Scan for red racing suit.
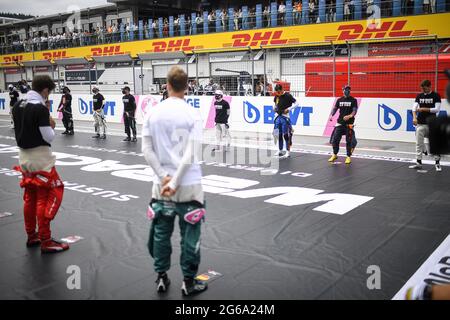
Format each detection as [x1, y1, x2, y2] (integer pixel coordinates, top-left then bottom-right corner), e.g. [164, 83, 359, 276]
[14, 166, 64, 240]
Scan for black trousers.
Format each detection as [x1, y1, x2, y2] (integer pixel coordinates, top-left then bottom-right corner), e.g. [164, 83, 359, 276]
[62, 112, 73, 132]
[330, 125, 357, 157]
[124, 112, 136, 137]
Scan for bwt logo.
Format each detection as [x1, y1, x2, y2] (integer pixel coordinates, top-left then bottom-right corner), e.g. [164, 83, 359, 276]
[231, 31, 289, 48]
[0, 98, 5, 110]
[152, 39, 194, 53]
[378, 104, 448, 131]
[243, 101, 313, 126]
[78, 99, 116, 115]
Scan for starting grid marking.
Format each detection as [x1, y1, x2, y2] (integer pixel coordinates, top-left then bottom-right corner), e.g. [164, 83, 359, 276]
[0, 130, 449, 167]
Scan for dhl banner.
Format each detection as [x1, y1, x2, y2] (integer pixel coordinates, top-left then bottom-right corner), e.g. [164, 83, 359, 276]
[1, 13, 450, 67]
[1, 92, 449, 143]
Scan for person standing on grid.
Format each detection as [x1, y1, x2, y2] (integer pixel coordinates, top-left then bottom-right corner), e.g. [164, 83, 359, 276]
[212, 90, 231, 152]
[92, 86, 106, 139]
[409, 79, 442, 172]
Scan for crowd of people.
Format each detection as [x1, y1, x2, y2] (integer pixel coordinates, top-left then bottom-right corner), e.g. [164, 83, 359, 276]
[1, 0, 440, 54]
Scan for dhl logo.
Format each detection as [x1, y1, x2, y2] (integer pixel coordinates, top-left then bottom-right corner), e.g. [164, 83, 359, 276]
[324, 20, 428, 41]
[2, 55, 23, 65]
[91, 45, 124, 56]
[227, 31, 299, 48]
[151, 39, 196, 52]
[42, 51, 71, 60]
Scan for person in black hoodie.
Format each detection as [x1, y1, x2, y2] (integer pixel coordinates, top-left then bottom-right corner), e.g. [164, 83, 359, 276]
[121, 86, 137, 142]
[57, 86, 74, 135]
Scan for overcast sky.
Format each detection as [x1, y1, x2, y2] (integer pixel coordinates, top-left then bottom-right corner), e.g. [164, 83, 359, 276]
[0, 0, 108, 16]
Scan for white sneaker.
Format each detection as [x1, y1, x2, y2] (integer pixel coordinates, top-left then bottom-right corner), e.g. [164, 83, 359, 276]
[282, 151, 290, 158]
[408, 162, 422, 170]
[435, 164, 442, 172]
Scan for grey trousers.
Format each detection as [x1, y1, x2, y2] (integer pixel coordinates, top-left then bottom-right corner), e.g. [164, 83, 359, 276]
[416, 124, 440, 161]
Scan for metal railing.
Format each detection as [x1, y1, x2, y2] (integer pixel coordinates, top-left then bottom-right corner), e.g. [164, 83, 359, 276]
[1, 0, 447, 55]
[3, 37, 449, 98]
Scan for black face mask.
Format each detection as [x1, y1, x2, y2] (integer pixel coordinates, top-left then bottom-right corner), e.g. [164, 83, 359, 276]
[122, 90, 127, 95]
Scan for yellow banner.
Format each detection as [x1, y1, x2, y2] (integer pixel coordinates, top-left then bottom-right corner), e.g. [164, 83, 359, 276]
[1, 13, 449, 67]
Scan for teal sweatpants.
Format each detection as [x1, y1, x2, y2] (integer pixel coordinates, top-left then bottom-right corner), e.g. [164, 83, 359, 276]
[147, 200, 204, 278]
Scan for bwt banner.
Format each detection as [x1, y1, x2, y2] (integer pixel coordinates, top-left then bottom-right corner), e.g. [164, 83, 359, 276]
[1, 93, 449, 143]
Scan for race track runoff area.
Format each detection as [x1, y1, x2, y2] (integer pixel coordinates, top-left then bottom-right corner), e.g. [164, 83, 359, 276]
[0, 118, 449, 300]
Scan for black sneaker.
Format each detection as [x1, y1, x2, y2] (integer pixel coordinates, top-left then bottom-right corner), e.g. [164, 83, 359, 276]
[131, 137, 137, 142]
[156, 273, 170, 293]
[61, 131, 68, 135]
[123, 137, 131, 142]
[99, 134, 106, 139]
[67, 131, 74, 135]
[92, 134, 100, 139]
[181, 278, 208, 296]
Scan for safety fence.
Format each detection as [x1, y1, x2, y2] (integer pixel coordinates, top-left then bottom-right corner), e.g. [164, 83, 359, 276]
[2, 36, 449, 99]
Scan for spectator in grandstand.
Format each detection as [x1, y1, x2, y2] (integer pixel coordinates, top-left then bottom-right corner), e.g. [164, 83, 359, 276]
[222, 9, 227, 31]
[152, 20, 158, 37]
[423, 0, 431, 13]
[344, 0, 351, 21]
[264, 5, 271, 27]
[328, 85, 358, 165]
[309, 0, 316, 23]
[404, 0, 415, 15]
[174, 17, 179, 36]
[208, 11, 214, 32]
[409, 79, 442, 172]
[144, 21, 149, 39]
[121, 86, 137, 142]
[431, 0, 436, 13]
[234, 9, 240, 30]
[187, 16, 192, 35]
[328, 1, 336, 22]
[279, 1, 286, 25]
[142, 66, 207, 296]
[294, 1, 302, 24]
[163, 18, 169, 37]
[238, 8, 243, 30]
[196, 13, 203, 34]
[366, 0, 374, 18]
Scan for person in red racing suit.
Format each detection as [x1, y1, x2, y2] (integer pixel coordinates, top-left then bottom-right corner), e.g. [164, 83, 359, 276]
[12, 75, 69, 254]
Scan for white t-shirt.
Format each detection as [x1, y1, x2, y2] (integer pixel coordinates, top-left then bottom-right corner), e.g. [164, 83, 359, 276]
[142, 97, 203, 186]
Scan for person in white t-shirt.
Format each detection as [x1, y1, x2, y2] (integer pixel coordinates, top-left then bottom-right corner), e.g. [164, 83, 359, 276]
[142, 66, 208, 297]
